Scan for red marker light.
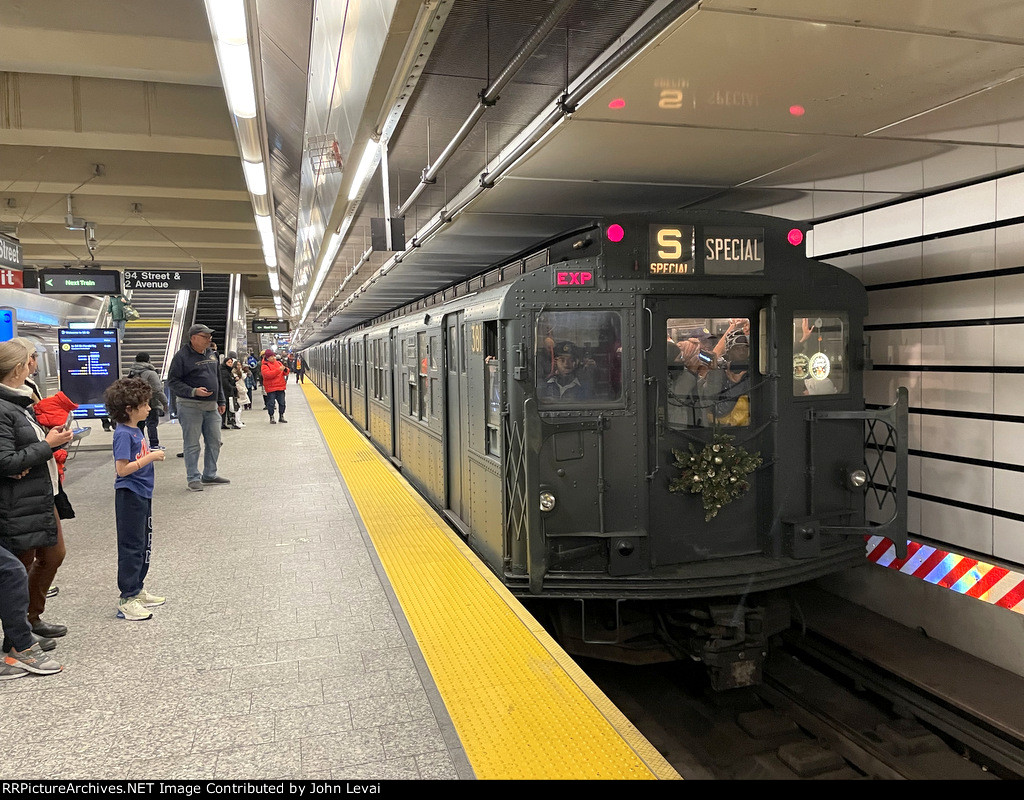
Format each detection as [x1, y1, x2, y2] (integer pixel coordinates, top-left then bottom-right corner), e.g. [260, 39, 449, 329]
[606, 224, 625, 242]
[789, 105, 805, 117]
[608, 98, 626, 110]
[787, 228, 804, 246]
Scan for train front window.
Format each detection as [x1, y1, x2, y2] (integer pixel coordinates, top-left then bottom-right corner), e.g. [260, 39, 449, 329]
[666, 317, 751, 429]
[536, 311, 622, 407]
[793, 314, 848, 396]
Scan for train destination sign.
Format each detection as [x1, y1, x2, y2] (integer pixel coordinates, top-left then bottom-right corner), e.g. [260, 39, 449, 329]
[703, 226, 764, 274]
[648, 225, 695, 275]
[38, 269, 121, 296]
[252, 318, 290, 333]
[0, 233, 21, 269]
[123, 269, 203, 291]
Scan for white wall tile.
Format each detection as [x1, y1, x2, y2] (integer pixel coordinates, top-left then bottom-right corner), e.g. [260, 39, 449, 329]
[994, 324, 1024, 366]
[993, 421, 1024, 467]
[864, 370, 920, 409]
[867, 285, 923, 326]
[861, 242, 922, 284]
[811, 214, 863, 256]
[921, 277, 994, 322]
[993, 516, 1024, 566]
[864, 200, 922, 247]
[921, 371, 993, 414]
[996, 173, 1024, 220]
[922, 145, 997, 191]
[995, 274, 1024, 316]
[924, 182, 997, 235]
[921, 459, 992, 508]
[920, 500, 993, 555]
[920, 326, 993, 368]
[994, 222, 1024, 268]
[922, 229, 995, 277]
[920, 415, 992, 461]
[869, 328, 921, 366]
[994, 468, 1024, 516]
[994, 374, 1024, 416]
[908, 494, 921, 535]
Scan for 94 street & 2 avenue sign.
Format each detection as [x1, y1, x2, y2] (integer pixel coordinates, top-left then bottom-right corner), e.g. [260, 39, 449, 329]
[123, 269, 203, 291]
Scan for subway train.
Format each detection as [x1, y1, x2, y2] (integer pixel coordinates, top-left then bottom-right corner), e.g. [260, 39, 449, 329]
[306, 210, 908, 689]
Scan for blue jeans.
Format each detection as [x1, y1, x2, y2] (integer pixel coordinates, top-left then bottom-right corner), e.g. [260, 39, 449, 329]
[177, 403, 222, 483]
[115, 489, 151, 598]
[0, 544, 33, 653]
[265, 390, 286, 418]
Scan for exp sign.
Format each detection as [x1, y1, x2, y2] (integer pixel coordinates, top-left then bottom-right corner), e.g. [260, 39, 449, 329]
[553, 269, 595, 287]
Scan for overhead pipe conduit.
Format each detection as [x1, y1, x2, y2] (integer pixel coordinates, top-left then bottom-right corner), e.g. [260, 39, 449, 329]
[396, 0, 577, 217]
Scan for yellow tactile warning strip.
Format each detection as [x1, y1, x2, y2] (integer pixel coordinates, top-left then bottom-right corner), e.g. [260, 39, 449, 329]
[303, 382, 680, 780]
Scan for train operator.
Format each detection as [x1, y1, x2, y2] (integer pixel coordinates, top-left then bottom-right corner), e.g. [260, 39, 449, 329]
[167, 324, 230, 492]
[541, 340, 591, 402]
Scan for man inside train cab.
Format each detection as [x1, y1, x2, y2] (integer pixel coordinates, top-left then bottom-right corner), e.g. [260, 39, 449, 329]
[167, 323, 229, 492]
[541, 340, 590, 402]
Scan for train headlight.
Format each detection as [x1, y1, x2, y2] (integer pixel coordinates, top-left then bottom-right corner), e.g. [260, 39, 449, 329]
[539, 491, 557, 512]
[847, 468, 868, 490]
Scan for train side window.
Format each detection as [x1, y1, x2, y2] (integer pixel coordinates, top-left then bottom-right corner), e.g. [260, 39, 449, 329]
[536, 311, 622, 407]
[484, 321, 501, 457]
[418, 332, 428, 420]
[793, 314, 847, 396]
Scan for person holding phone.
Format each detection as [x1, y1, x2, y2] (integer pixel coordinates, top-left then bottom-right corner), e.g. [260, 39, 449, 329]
[0, 339, 75, 643]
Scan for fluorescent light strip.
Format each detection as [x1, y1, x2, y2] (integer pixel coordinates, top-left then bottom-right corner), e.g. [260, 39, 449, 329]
[215, 41, 257, 119]
[348, 140, 380, 201]
[242, 160, 267, 196]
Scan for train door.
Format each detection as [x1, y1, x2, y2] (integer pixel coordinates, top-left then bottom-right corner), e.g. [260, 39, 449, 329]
[445, 313, 464, 519]
[646, 297, 768, 566]
[389, 328, 401, 462]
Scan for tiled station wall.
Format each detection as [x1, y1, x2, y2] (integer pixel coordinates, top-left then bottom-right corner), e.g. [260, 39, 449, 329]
[808, 172, 1024, 570]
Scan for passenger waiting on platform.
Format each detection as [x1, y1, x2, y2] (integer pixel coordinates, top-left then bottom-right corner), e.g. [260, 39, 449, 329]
[167, 323, 229, 492]
[261, 349, 290, 424]
[233, 362, 248, 426]
[294, 354, 306, 383]
[0, 545, 62, 679]
[104, 378, 166, 621]
[0, 339, 75, 642]
[127, 352, 166, 450]
[220, 353, 240, 430]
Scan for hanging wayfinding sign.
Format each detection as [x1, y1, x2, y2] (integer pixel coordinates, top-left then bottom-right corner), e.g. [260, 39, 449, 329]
[0, 233, 23, 269]
[123, 269, 203, 291]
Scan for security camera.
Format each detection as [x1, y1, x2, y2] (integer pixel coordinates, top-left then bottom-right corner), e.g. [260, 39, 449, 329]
[85, 221, 97, 251]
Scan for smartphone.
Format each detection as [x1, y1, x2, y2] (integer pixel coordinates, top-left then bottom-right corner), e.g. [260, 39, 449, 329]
[697, 350, 714, 366]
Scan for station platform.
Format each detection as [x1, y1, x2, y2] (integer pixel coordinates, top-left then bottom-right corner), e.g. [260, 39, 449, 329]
[0, 382, 678, 781]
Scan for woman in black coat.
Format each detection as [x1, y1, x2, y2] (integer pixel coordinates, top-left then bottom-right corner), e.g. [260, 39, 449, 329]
[0, 340, 74, 639]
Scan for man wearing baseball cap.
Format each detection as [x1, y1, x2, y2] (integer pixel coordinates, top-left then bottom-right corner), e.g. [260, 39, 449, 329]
[166, 324, 230, 492]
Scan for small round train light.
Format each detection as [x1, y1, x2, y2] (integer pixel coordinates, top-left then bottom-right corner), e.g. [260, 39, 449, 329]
[847, 468, 868, 490]
[539, 491, 557, 513]
[608, 98, 626, 110]
[787, 228, 804, 246]
[606, 224, 625, 243]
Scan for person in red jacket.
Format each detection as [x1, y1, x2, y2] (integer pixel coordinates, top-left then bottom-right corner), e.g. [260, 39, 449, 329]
[260, 350, 289, 424]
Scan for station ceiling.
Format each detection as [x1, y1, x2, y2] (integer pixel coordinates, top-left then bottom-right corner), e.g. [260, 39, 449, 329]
[2, 1, 1024, 339]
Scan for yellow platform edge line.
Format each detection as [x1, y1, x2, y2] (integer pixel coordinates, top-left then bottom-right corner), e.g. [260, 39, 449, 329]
[303, 382, 680, 781]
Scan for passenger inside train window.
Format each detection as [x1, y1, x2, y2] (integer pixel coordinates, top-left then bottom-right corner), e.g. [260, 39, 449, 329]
[699, 331, 751, 427]
[536, 311, 622, 406]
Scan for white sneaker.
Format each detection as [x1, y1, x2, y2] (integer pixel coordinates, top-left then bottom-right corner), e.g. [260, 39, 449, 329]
[135, 588, 166, 607]
[117, 597, 153, 621]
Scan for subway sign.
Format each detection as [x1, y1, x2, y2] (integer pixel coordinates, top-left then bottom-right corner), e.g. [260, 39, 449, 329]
[553, 269, 595, 287]
[0, 233, 21, 269]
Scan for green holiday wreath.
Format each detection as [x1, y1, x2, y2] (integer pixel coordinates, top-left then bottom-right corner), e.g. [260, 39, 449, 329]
[669, 432, 762, 522]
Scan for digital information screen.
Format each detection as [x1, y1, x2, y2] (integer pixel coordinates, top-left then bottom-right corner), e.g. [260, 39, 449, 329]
[39, 269, 121, 296]
[58, 328, 120, 418]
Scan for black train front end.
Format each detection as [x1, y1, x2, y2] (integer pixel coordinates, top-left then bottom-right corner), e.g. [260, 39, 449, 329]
[308, 210, 908, 690]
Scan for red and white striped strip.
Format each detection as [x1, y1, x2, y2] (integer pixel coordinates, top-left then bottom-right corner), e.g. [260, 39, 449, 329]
[866, 536, 1024, 613]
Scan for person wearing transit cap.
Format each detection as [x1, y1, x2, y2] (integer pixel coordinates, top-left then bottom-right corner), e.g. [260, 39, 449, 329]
[540, 340, 590, 402]
[166, 324, 229, 492]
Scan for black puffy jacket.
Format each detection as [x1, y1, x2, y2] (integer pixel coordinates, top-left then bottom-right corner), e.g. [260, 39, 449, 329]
[0, 384, 57, 554]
